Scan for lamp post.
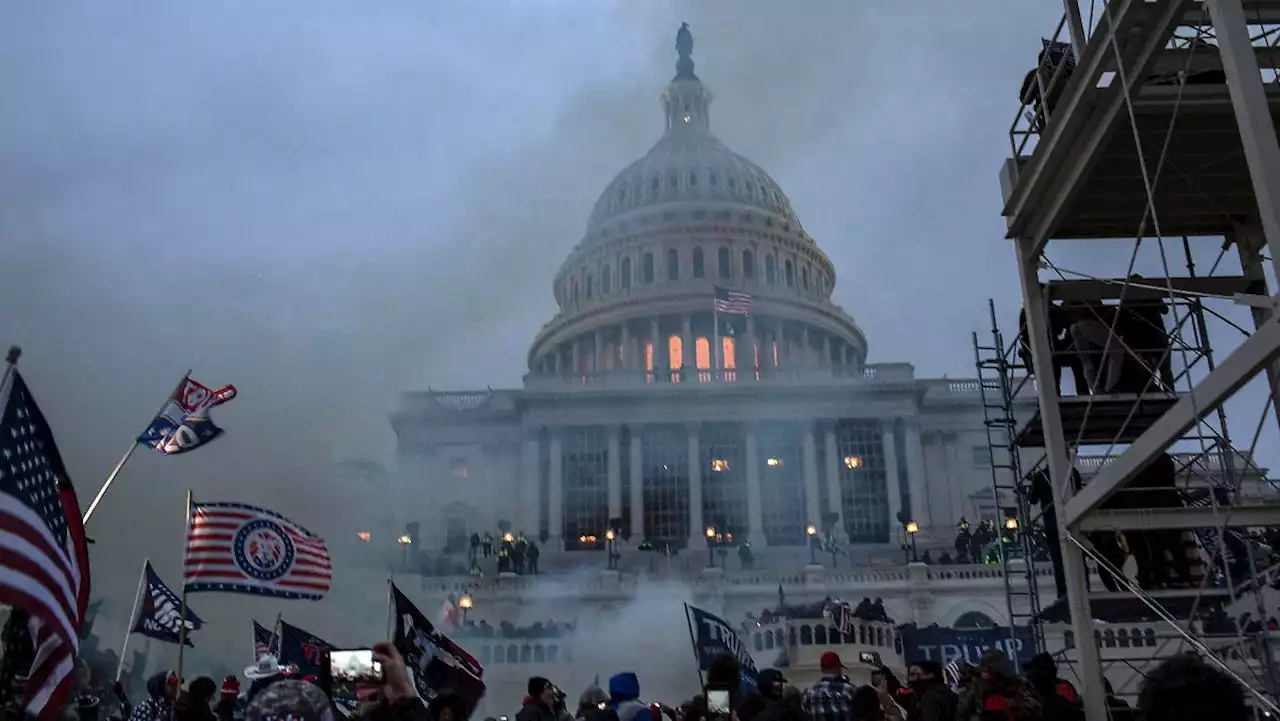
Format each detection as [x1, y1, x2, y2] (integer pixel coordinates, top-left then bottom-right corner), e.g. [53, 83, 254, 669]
[459, 594, 473, 622]
[706, 526, 717, 567]
[397, 533, 412, 573]
[806, 524, 818, 565]
[905, 521, 919, 563]
[605, 529, 619, 571]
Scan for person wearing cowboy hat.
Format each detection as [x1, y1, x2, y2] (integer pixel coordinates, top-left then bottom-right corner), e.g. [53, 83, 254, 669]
[244, 655, 286, 703]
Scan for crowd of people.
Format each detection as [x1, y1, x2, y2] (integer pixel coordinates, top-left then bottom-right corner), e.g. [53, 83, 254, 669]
[450, 620, 576, 640]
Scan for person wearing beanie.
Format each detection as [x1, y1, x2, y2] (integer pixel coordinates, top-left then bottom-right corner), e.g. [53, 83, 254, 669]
[518, 677, 561, 721]
[214, 676, 239, 721]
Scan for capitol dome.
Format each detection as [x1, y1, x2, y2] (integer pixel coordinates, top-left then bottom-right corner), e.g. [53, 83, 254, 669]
[528, 24, 866, 379]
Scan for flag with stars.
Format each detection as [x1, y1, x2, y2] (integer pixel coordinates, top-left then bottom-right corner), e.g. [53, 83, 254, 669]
[0, 369, 92, 719]
[131, 562, 202, 647]
[252, 619, 279, 661]
[137, 375, 237, 455]
[184, 501, 332, 600]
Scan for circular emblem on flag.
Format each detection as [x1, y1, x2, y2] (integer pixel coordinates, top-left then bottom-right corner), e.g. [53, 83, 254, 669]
[233, 519, 296, 582]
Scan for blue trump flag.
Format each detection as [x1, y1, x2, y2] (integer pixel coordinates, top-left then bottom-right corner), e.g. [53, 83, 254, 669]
[137, 376, 237, 455]
[898, 625, 1037, 667]
[131, 562, 202, 646]
[279, 620, 334, 676]
[686, 604, 758, 691]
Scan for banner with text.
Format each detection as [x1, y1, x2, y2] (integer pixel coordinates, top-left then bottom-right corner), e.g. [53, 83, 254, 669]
[687, 604, 758, 691]
[898, 626, 1036, 666]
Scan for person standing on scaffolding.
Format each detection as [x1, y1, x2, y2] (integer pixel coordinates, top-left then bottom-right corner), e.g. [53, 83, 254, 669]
[1018, 289, 1088, 395]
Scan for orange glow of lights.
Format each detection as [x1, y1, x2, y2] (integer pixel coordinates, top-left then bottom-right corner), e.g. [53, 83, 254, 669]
[696, 338, 710, 369]
[723, 337, 736, 369]
[844, 455, 863, 470]
[357, 532, 371, 542]
[711, 459, 730, 472]
[669, 335, 683, 369]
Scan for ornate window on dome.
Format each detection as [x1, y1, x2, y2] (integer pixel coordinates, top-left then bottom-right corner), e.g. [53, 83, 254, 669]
[689, 171, 698, 187]
[784, 260, 794, 287]
[765, 255, 776, 285]
[667, 249, 679, 281]
[601, 265, 611, 294]
[573, 282, 580, 303]
[743, 250, 756, 280]
[642, 253, 655, 283]
[651, 177, 660, 194]
[668, 172, 679, 190]
[586, 274, 594, 298]
[692, 247, 705, 278]
[745, 181, 755, 195]
[717, 247, 731, 279]
[727, 177, 737, 190]
[801, 267, 809, 291]
[621, 258, 632, 290]
[709, 172, 719, 187]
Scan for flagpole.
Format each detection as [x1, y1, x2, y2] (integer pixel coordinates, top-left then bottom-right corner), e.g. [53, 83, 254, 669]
[176, 489, 193, 683]
[270, 612, 283, 657]
[83, 369, 192, 524]
[0, 346, 19, 394]
[385, 576, 395, 640]
[683, 603, 705, 691]
[713, 301, 721, 380]
[116, 558, 150, 681]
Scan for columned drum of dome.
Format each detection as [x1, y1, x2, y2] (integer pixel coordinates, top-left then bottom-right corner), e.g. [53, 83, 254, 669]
[527, 24, 866, 384]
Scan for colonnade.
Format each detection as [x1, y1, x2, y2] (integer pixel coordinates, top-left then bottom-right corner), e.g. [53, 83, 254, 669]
[533, 313, 862, 376]
[519, 417, 928, 551]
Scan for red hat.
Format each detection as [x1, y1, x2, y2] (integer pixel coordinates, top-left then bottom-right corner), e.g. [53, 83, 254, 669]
[220, 676, 239, 699]
[819, 651, 845, 671]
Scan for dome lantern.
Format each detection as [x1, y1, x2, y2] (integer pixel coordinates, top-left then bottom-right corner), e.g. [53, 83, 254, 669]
[663, 23, 712, 135]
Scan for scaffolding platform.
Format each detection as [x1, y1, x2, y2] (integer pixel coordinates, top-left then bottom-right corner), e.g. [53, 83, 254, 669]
[1037, 587, 1231, 624]
[1014, 394, 1179, 447]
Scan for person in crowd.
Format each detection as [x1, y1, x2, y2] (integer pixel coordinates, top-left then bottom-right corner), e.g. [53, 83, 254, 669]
[905, 660, 955, 721]
[1103, 679, 1137, 721]
[427, 691, 467, 721]
[527, 541, 541, 575]
[1019, 295, 1088, 395]
[1021, 654, 1081, 721]
[1067, 300, 1125, 395]
[175, 677, 218, 721]
[1121, 453, 1191, 590]
[954, 650, 1039, 721]
[126, 672, 179, 721]
[575, 685, 612, 721]
[1139, 652, 1247, 721]
[608, 673, 653, 721]
[1117, 274, 1174, 391]
[519, 677, 564, 721]
[801, 651, 857, 721]
[368, 641, 435, 721]
[214, 676, 238, 721]
[740, 669, 799, 721]
[243, 655, 286, 702]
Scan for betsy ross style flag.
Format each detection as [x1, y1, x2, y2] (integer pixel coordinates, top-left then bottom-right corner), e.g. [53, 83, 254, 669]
[0, 370, 92, 719]
[713, 286, 752, 315]
[132, 562, 202, 646]
[138, 375, 237, 455]
[184, 502, 332, 600]
[253, 619, 280, 661]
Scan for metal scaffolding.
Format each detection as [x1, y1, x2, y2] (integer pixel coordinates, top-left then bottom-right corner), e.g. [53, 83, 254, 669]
[997, 1, 1280, 718]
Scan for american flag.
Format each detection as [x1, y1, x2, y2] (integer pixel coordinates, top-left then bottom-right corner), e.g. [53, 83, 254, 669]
[252, 619, 279, 660]
[183, 502, 331, 600]
[0, 370, 91, 718]
[944, 659, 962, 690]
[714, 286, 752, 315]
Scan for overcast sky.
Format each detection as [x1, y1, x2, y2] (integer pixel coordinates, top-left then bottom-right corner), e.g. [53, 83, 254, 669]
[4, 0, 1276, 665]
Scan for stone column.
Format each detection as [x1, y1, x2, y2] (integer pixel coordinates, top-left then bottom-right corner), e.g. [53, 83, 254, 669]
[745, 316, 757, 376]
[902, 417, 928, 537]
[801, 326, 810, 368]
[687, 422, 705, 549]
[744, 422, 766, 547]
[594, 330, 604, 373]
[607, 425, 622, 520]
[882, 419, 903, 538]
[822, 334, 832, 370]
[682, 313, 695, 378]
[629, 429, 644, 539]
[802, 423, 821, 528]
[520, 432, 541, 538]
[571, 342, 581, 375]
[650, 317, 662, 374]
[620, 323, 631, 371]
[548, 430, 564, 550]
[823, 422, 848, 543]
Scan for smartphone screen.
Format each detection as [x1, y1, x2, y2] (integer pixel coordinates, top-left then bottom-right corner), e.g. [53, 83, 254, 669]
[327, 648, 383, 701]
[706, 690, 731, 715]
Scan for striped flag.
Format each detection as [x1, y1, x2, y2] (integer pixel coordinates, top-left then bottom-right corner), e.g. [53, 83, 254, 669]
[0, 370, 91, 719]
[252, 619, 279, 660]
[944, 659, 962, 690]
[713, 286, 752, 315]
[183, 502, 331, 600]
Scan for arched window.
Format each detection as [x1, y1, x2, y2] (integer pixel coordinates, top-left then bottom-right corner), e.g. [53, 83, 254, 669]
[667, 249, 680, 281]
[693, 247, 705, 278]
[643, 253, 655, 283]
[742, 250, 756, 280]
[765, 255, 776, 284]
[621, 258, 632, 290]
[801, 267, 809, 291]
[954, 611, 997, 629]
[586, 274, 594, 298]
[784, 260, 794, 287]
[601, 265, 611, 294]
[717, 247, 731, 279]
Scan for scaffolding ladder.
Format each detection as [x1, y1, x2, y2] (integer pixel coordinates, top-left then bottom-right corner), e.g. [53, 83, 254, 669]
[973, 299, 1045, 658]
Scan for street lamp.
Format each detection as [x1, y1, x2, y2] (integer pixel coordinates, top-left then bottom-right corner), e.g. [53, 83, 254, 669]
[1004, 517, 1018, 531]
[459, 594, 473, 621]
[806, 524, 818, 564]
[605, 529, 619, 571]
[706, 526, 717, 567]
[905, 521, 919, 563]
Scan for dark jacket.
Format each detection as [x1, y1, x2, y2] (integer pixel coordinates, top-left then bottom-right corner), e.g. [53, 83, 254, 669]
[518, 701, 561, 721]
[906, 682, 955, 721]
[752, 695, 804, 721]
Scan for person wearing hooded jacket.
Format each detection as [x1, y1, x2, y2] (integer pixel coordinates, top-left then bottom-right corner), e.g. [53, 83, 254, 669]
[609, 673, 653, 721]
[127, 672, 178, 721]
[576, 685, 614, 721]
[748, 669, 803, 721]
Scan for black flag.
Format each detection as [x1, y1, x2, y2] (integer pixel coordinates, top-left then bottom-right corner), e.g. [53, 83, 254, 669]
[391, 583, 485, 715]
[132, 562, 202, 647]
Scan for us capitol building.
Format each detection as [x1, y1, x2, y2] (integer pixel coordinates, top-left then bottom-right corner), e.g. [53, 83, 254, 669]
[349, 26, 1091, 706]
